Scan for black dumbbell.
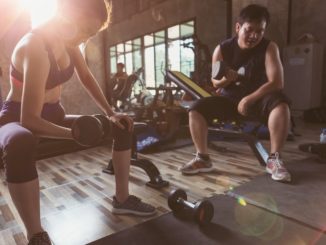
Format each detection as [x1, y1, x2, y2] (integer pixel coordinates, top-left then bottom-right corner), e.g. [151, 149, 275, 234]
[71, 115, 104, 147]
[212, 61, 248, 86]
[93, 114, 111, 138]
[168, 189, 214, 225]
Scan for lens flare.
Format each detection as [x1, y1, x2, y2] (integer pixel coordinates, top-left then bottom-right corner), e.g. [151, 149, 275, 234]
[234, 192, 284, 242]
[237, 197, 247, 206]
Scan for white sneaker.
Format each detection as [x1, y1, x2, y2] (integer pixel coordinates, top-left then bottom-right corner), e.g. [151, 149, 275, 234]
[266, 152, 291, 182]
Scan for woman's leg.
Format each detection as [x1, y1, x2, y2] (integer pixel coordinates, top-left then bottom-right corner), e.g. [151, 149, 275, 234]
[110, 123, 132, 203]
[0, 123, 42, 239]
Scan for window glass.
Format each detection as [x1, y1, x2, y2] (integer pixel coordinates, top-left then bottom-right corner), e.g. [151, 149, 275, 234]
[144, 46, 155, 87]
[144, 34, 154, 46]
[125, 40, 132, 52]
[154, 30, 165, 45]
[155, 43, 166, 86]
[180, 21, 194, 37]
[180, 37, 195, 77]
[117, 43, 124, 53]
[168, 25, 179, 39]
[168, 39, 180, 71]
[110, 56, 117, 76]
[108, 20, 195, 89]
[125, 52, 133, 74]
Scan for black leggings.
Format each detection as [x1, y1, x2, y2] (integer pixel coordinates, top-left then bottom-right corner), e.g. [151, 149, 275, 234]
[189, 91, 291, 125]
[0, 101, 132, 183]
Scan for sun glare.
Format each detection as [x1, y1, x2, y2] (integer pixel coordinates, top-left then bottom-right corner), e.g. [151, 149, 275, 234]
[20, 0, 58, 27]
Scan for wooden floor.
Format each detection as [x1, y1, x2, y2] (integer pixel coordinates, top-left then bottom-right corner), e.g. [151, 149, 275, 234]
[0, 119, 323, 245]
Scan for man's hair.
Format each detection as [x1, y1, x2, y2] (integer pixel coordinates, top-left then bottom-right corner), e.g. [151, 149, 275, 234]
[59, 0, 112, 31]
[238, 4, 270, 26]
[117, 63, 125, 68]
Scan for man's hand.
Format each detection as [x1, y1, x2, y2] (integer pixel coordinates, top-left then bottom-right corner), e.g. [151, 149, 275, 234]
[225, 69, 239, 82]
[107, 113, 133, 131]
[237, 96, 255, 116]
[212, 68, 239, 88]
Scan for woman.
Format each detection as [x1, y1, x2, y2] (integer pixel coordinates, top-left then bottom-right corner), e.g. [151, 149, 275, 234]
[0, 0, 155, 244]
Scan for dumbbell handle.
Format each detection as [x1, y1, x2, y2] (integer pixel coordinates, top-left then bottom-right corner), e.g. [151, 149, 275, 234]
[224, 68, 246, 83]
[177, 198, 196, 209]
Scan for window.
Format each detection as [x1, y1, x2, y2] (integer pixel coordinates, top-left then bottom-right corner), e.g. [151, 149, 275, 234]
[108, 20, 195, 88]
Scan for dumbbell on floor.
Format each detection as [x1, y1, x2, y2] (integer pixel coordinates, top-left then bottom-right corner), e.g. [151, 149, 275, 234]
[168, 189, 214, 225]
[71, 115, 104, 147]
[211, 60, 248, 86]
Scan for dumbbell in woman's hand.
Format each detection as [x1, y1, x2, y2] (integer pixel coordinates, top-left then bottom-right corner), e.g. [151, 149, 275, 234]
[71, 115, 104, 147]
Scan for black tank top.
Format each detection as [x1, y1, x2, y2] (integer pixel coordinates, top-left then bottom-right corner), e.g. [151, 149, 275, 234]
[219, 36, 270, 102]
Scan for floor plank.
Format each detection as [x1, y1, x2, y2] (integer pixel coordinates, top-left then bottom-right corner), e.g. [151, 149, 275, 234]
[0, 119, 323, 244]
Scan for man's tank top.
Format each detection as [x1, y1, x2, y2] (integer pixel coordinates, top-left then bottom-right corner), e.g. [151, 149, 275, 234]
[219, 36, 270, 102]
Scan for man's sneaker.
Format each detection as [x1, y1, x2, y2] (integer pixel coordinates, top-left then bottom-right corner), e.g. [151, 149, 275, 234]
[28, 231, 52, 245]
[266, 153, 291, 182]
[112, 195, 156, 216]
[179, 153, 213, 175]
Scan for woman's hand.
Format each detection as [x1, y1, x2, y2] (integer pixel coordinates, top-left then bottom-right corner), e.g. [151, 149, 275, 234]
[107, 113, 133, 131]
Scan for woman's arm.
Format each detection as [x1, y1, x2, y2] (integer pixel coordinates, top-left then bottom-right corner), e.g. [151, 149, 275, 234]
[70, 47, 114, 117]
[70, 47, 133, 130]
[20, 37, 72, 139]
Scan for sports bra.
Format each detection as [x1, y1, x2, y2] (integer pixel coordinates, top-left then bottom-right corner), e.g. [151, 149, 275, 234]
[10, 31, 75, 90]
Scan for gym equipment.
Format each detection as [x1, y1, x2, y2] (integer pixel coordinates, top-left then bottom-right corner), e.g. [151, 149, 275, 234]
[168, 189, 214, 225]
[71, 116, 104, 147]
[299, 143, 326, 161]
[103, 122, 169, 189]
[181, 34, 212, 87]
[211, 61, 248, 86]
[93, 114, 111, 138]
[166, 70, 269, 166]
[112, 68, 144, 112]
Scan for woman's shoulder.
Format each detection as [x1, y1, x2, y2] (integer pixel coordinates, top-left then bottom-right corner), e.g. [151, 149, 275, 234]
[13, 33, 48, 59]
[11, 32, 50, 71]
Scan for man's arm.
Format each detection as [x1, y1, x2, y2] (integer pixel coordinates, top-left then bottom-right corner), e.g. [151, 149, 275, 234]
[247, 41, 283, 101]
[237, 41, 284, 115]
[211, 45, 239, 88]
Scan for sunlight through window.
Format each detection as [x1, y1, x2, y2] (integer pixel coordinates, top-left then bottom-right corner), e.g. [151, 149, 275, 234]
[20, 0, 58, 27]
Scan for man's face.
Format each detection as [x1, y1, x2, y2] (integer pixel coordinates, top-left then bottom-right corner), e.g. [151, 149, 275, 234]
[117, 65, 124, 73]
[236, 20, 267, 49]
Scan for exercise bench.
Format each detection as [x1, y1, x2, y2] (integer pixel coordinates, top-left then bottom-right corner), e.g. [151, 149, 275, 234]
[166, 70, 269, 166]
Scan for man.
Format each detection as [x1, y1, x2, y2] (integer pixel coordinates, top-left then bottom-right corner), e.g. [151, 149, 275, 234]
[180, 4, 291, 182]
[111, 63, 129, 109]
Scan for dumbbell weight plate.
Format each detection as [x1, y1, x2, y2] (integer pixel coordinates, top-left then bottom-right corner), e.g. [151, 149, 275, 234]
[72, 116, 103, 147]
[211, 61, 225, 80]
[168, 189, 187, 213]
[93, 114, 111, 138]
[194, 200, 214, 225]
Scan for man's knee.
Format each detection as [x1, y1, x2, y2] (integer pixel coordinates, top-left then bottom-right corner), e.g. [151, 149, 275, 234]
[272, 102, 290, 116]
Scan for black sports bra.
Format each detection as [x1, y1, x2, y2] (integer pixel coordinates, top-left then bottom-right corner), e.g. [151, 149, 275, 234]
[10, 31, 75, 89]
